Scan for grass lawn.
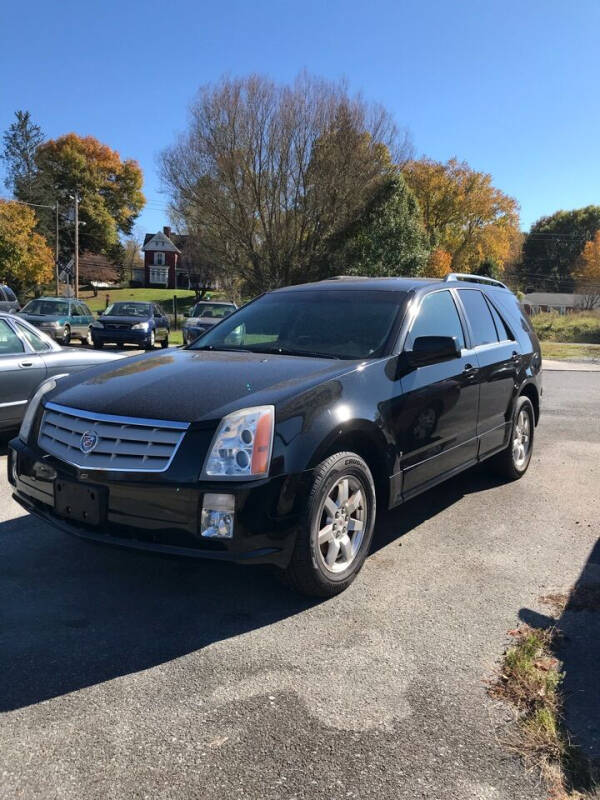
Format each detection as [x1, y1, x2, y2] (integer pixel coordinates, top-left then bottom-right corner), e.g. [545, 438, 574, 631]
[80, 287, 198, 315]
[541, 341, 600, 361]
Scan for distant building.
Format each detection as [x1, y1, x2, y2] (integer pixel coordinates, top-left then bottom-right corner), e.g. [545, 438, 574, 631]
[141, 226, 189, 289]
[522, 292, 593, 315]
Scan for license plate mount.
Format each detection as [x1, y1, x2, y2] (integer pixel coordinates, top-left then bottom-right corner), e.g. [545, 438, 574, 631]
[54, 480, 105, 526]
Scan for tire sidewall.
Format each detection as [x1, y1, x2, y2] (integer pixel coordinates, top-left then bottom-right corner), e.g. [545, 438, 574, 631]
[511, 396, 535, 475]
[62, 325, 71, 345]
[307, 454, 376, 586]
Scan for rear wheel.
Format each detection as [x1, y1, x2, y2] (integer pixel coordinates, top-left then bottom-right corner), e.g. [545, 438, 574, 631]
[160, 335, 169, 349]
[283, 451, 376, 597]
[60, 325, 71, 346]
[490, 395, 535, 480]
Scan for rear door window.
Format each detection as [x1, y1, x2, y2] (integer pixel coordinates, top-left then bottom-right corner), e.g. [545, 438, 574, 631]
[15, 321, 51, 352]
[485, 297, 514, 341]
[458, 289, 499, 347]
[0, 319, 25, 354]
[406, 290, 465, 350]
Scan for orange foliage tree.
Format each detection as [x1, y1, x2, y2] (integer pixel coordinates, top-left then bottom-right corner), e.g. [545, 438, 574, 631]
[31, 133, 145, 263]
[574, 231, 600, 308]
[403, 157, 520, 273]
[0, 200, 54, 290]
[427, 247, 452, 277]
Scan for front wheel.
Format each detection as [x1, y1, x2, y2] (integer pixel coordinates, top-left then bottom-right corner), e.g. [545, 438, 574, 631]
[145, 330, 156, 350]
[160, 335, 169, 349]
[85, 327, 93, 346]
[283, 451, 376, 597]
[60, 325, 71, 346]
[490, 395, 535, 480]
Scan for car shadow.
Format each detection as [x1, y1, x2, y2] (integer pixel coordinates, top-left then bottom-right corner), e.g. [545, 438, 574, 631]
[519, 538, 600, 788]
[0, 432, 14, 456]
[372, 462, 507, 553]
[0, 462, 506, 713]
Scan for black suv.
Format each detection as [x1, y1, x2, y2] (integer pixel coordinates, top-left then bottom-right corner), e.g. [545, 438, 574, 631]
[9, 275, 542, 597]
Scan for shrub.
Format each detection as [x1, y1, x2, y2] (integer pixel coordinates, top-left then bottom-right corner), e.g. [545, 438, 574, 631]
[531, 311, 600, 343]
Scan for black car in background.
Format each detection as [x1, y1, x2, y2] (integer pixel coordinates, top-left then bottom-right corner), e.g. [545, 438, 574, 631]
[182, 301, 237, 344]
[90, 301, 170, 349]
[9, 274, 542, 597]
[0, 284, 20, 313]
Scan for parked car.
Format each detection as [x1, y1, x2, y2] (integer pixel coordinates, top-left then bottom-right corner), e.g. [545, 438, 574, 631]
[9, 274, 542, 597]
[0, 284, 20, 313]
[91, 301, 170, 349]
[182, 301, 237, 344]
[18, 297, 95, 345]
[0, 312, 123, 432]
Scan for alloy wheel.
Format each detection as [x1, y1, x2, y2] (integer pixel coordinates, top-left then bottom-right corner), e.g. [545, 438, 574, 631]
[316, 476, 366, 574]
[512, 408, 531, 469]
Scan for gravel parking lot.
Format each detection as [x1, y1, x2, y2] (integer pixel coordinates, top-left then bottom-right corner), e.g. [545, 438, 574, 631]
[1, 370, 598, 800]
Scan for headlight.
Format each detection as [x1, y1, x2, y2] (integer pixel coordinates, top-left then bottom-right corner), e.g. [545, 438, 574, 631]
[131, 321, 149, 331]
[91, 321, 104, 329]
[203, 405, 274, 478]
[19, 374, 68, 443]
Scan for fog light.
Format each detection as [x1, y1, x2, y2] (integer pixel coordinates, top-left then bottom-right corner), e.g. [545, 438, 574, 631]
[200, 493, 235, 538]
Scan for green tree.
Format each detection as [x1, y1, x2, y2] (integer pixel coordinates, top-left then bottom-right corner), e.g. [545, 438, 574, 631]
[1, 111, 44, 201]
[520, 206, 600, 291]
[474, 258, 501, 280]
[328, 175, 429, 277]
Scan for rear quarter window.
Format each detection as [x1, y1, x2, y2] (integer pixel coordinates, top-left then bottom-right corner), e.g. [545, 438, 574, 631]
[458, 289, 499, 347]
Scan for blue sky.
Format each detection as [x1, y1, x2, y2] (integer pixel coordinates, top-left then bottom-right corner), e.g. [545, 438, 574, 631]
[1, 0, 598, 236]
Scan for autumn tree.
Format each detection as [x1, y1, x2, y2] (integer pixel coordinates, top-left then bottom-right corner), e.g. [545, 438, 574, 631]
[573, 230, 600, 309]
[0, 200, 54, 291]
[329, 175, 429, 276]
[403, 157, 520, 273]
[520, 206, 600, 291]
[25, 134, 145, 265]
[1, 111, 44, 201]
[427, 248, 452, 277]
[160, 73, 413, 292]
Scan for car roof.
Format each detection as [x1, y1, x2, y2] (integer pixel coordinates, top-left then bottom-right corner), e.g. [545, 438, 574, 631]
[270, 275, 511, 295]
[29, 296, 72, 302]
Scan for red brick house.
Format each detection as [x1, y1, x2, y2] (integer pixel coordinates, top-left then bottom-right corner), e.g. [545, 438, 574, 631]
[141, 227, 188, 289]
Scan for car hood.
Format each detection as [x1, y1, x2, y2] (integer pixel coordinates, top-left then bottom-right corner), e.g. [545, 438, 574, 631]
[19, 313, 65, 323]
[98, 315, 150, 325]
[49, 348, 357, 423]
[184, 316, 219, 327]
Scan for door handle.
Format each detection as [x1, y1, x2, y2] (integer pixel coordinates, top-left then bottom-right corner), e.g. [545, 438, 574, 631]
[511, 351, 521, 362]
[19, 360, 34, 368]
[463, 363, 479, 378]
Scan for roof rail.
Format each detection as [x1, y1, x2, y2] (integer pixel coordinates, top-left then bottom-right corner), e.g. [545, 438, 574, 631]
[443, 272, 508, 290]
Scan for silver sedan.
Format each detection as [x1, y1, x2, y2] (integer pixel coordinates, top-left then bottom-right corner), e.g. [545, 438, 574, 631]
[0, 312, 124, 433]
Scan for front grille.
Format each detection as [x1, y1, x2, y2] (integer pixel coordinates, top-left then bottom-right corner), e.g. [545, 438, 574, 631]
[104, 323, 131, 330]
[39, 402, 189, 472]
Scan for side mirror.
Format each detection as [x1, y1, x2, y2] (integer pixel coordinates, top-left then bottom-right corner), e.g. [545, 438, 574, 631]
[406, 336, 460, 368]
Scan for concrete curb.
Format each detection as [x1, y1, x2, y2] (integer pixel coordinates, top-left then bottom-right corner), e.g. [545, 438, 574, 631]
[542, 359, 600, 372]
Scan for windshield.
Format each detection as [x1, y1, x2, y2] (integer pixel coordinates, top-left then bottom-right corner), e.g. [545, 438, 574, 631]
[190, 302, 236, 319]
[104, 302, 152, 317]
[190, 289, 407, 360]
[23, 299, 70, 316]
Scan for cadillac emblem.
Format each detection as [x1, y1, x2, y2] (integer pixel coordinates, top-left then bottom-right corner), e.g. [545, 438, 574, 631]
[80, 430, 99, 454]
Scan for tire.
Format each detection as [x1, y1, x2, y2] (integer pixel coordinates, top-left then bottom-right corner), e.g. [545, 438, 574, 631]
[160, 335, 169, 349]
[145, 330, 156, 350]
[282, 451, 376, 598]
[60, 325, 71, 346]
[490, 395, 535, 480]
[93, 339, 104, 349]
[85, 327, 93, 346]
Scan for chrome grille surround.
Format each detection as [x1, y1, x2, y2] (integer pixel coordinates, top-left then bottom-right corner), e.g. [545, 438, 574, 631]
[38, 402, 189, 472]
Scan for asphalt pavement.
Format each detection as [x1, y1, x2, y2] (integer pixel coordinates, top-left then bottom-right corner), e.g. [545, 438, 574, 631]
[1, 371, 598, 799]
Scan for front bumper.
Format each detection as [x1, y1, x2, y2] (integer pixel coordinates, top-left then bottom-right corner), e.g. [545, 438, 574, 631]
[8, 438, 311, 567]
[91, 328, 150, 345]
[37, 325, 62, 340]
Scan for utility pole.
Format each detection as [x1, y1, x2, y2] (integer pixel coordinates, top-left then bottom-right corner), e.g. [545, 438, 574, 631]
[74, 193, 79, 299]
[55, 201, 60, 296]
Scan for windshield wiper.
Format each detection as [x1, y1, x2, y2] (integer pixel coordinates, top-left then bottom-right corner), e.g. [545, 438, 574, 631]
[246, 346, 339, 360]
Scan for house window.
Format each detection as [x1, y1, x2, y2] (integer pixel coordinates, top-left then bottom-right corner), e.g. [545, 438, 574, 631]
[149, 267, 168, 285]
[154, 251, 165, 266]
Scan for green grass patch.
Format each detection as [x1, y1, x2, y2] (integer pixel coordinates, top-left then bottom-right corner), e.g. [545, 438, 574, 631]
[532, 312, 600, 344]
[80, 287, 198, 314]
[490, 625, 598, 798]
[541, 342, 600, 361]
